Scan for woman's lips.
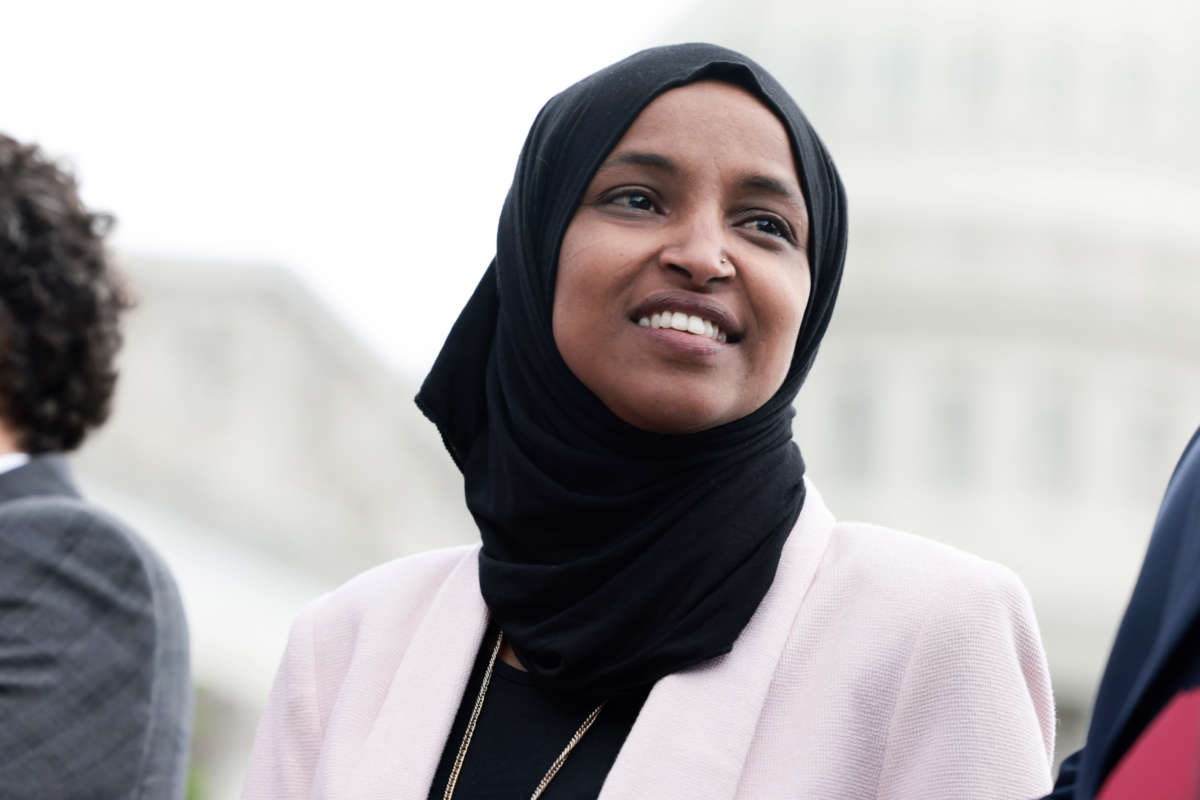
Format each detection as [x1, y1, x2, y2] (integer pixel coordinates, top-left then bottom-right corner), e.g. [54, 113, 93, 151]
[629, 290, 741, 343]
[636, 323, 727, 357]
[637, 310, 727, 342]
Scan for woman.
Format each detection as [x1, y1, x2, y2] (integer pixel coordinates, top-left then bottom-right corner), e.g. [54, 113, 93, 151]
[243, 44, 1055, 799]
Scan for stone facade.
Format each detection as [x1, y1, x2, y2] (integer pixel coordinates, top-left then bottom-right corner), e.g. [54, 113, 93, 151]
[74, 256, 475, 799]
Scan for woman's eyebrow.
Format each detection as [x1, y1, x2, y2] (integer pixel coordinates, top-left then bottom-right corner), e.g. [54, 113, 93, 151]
[596, 151, 677, 174]
[740, 174, 806, 213]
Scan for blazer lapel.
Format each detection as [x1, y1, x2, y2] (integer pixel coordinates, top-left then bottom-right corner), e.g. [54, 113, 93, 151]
[340, 547, 488, 800]
[599, 481, 836, 800]
[1088, 451, 1200, 794]
[1098, 532, 1200, 785]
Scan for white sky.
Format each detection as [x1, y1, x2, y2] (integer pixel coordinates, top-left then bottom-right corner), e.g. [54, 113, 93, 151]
[1, 0, 696, 379]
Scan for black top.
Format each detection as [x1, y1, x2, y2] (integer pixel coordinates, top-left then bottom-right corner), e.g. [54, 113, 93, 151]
[428, 629, 647, 800]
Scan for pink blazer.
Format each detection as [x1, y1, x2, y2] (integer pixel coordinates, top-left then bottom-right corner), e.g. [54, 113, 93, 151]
[243, 483, 1055, 799]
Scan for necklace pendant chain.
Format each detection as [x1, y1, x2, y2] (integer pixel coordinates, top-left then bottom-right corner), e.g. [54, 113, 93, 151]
[442, 630, 606, 800]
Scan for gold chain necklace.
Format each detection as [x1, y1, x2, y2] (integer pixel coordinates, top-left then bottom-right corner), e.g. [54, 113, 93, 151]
[442, 630, 606, 800]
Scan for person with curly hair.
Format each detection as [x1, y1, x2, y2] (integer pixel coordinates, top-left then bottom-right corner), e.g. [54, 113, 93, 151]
[0, 132, 192, 800]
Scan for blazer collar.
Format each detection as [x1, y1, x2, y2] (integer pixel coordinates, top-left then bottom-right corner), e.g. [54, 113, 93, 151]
[342, 548, 489, 800]
[343, 480, 836, 800]
[599, 480, 836, 800]
[0, 452, 79, 505]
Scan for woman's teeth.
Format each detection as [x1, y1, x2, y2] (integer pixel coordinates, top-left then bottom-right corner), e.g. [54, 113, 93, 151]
[637, 311, 727, 343]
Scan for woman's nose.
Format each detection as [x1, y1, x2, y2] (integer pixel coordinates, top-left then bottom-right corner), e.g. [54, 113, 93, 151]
[658, 215, 735, 285]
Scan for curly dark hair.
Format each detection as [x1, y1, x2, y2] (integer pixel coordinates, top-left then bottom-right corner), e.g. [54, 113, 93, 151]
[0, 133, 133, 453]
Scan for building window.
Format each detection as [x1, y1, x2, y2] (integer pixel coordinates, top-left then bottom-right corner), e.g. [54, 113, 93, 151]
[954, 34, 999, 108]
[930, 373, 975, 487]
[879, 34, 920, 106]
[830, 372, 877, 485]
[1029, 379, 1077, 492]
[1031, 43, 1075, 107]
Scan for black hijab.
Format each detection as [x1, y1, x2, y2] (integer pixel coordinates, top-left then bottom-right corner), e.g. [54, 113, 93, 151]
[417, 43, 847, 697]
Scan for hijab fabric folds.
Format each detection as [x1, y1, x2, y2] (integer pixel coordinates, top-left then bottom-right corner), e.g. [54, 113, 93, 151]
[417, 43, 848, 697]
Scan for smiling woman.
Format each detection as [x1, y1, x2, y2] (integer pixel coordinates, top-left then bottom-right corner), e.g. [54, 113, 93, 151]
[554, 81, 811, 434]
[243, 44, 1056, 800]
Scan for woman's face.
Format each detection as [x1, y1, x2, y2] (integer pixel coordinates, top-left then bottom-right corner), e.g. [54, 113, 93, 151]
[552, 80, 812, 434]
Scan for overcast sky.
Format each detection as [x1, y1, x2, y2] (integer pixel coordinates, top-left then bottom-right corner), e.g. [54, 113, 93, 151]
[1, 0, 696, 378]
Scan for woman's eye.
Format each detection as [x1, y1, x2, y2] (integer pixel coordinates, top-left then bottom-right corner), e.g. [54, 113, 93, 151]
[608, 191, 657, 212]
[744, 216, 793, 242]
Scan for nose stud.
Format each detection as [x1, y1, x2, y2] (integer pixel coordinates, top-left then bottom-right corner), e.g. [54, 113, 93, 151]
[720, 255, 728, 264]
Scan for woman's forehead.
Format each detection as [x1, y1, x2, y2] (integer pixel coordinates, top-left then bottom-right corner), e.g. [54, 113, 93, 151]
[617, 81, 788, 146]
[592, 81, 804, 207]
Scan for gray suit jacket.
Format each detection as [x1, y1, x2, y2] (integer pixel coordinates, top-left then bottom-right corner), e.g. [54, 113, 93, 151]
[0, 455, 192, 799]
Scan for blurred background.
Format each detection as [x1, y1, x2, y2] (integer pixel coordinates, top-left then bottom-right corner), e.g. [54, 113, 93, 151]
[3, 0, 1199, 796]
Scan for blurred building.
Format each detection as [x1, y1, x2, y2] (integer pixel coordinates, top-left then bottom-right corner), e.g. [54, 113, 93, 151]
[72, 256, 475, 800]
[678, 0, 1200, 762]
[59, 4, 1200, 793]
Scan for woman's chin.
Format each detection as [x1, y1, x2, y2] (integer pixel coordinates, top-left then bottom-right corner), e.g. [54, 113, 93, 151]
[604, 393, 741, 435]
